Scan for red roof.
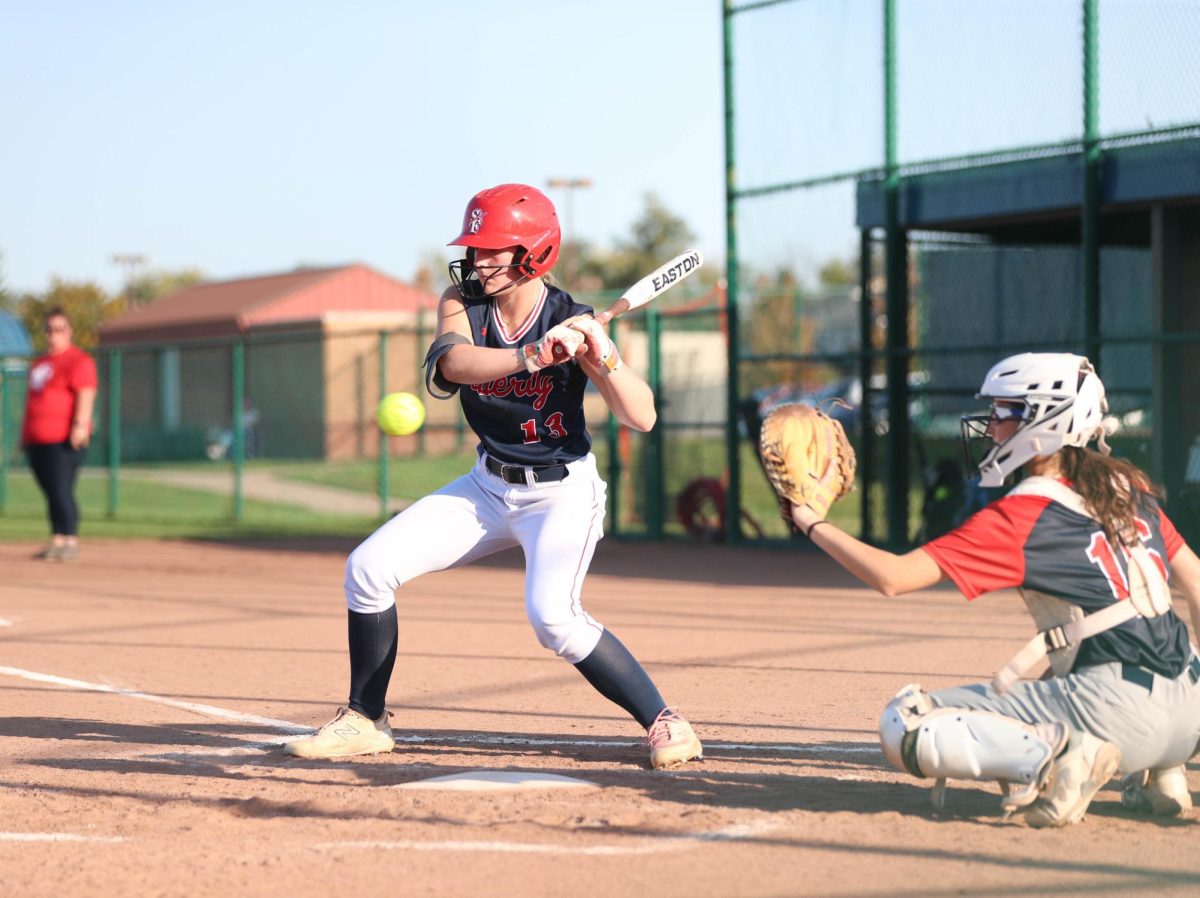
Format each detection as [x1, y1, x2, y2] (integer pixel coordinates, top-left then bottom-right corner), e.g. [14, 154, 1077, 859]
[99, 264, 438, 344]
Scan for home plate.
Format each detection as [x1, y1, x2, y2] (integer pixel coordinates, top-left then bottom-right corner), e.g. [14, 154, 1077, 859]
[397, 771, 599, 791]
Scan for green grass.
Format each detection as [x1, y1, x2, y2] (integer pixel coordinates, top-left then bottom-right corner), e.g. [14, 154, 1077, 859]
[1, 438, 929, 545]
[267, 453, 479, 500]
[0, 473, 376, 541]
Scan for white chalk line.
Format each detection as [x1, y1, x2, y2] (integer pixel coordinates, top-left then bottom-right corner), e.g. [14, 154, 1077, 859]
[0, 665, 879, 760]
[0, 833, 125, 843]
[316, 818, 784, 856]
[0, 665, 307, 733]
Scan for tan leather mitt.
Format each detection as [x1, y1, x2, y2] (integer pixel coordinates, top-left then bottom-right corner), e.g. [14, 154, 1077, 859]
[758, 403, 857, 529]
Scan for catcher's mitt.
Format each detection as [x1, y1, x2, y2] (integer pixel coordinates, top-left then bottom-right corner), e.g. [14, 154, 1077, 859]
[758, 403, 856, 530]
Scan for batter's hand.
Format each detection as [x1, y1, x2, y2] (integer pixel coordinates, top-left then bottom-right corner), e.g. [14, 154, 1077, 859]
[565, 316, 618, 372]
[522, 323, 584, 373]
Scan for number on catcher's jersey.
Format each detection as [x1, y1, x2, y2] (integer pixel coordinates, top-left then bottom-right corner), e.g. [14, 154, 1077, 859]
[1085, 518, 1168, 599]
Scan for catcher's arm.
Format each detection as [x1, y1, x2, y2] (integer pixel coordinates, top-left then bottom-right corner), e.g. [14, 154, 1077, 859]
[792, 500, 945, 596]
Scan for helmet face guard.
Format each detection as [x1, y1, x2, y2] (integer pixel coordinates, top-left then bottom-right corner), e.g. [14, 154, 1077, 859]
[447, 249, 530, 299]
[961, 353, 1109, 487]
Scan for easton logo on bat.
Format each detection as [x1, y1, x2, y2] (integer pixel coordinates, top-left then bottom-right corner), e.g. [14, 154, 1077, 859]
[650, 251, 702, 293]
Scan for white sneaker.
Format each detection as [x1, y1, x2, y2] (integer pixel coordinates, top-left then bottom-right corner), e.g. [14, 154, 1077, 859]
[1024, 733, 1121, 828]
[646, 708, 703, 769]
[1121, 765, 1193, 816]
[284, 707, 395, 759]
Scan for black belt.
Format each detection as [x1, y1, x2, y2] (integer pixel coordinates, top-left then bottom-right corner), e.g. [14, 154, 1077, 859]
[484, 455, 570, 485]
[1118, 654, 1200, 691]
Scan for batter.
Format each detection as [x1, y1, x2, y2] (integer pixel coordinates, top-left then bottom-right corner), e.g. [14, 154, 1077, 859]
[285, 183, 702, 769]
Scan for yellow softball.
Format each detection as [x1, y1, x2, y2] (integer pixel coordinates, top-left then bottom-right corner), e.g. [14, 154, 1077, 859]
[376, 391, 426, 436]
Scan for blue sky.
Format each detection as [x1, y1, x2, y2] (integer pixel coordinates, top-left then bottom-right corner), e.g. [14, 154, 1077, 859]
[0, 0, 726, 295]
[3, 1, 1197, 296]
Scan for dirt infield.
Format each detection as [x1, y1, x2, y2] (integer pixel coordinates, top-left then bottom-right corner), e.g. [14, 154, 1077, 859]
[1, 538, 1198, 897]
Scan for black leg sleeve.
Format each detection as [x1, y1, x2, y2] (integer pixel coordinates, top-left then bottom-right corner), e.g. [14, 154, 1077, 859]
[573, 629, 668, 729]
[347, 606, 398, 720]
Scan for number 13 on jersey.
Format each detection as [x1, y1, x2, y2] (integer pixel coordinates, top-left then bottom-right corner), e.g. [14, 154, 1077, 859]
[520, 412, 568, 444]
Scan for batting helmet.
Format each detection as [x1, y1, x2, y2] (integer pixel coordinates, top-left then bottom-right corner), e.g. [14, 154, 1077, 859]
[447, 184, 561, 278]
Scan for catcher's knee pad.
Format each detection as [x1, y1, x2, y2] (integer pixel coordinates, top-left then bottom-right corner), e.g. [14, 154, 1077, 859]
[879, 684, 1066, 791]
[343, 545, 399, 614]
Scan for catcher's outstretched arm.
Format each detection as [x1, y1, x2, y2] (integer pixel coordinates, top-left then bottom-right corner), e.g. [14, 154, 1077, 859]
[791, 504, 945, 596]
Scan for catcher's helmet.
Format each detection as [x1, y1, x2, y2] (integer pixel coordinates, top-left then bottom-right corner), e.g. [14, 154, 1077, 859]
[447, 183, 561, 278]
[961, 352, 1109, 487]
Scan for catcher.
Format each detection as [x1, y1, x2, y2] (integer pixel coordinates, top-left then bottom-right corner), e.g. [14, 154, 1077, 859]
[760, 354, 1200, 826]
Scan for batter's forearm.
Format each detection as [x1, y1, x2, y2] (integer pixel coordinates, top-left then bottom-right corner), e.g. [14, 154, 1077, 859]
[582, 362, 656, 432]
[438, 344, 528, 384]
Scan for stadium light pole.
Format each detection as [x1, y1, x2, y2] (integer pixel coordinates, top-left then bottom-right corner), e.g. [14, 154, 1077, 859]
[546, 178, 592, 286]
[111, 253, 148, 305]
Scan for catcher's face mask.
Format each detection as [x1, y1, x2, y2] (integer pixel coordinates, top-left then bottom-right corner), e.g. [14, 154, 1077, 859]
[960, 400, 1027, 483]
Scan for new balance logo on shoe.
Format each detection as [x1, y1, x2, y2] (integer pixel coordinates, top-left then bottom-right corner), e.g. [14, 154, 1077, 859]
[283, 707, 395, 759]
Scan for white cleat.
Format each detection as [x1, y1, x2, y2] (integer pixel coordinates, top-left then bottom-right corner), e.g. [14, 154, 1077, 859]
[646, 708, 703, 770]
[1024, 733, 1121, 828]
[284, 707, 395, 759]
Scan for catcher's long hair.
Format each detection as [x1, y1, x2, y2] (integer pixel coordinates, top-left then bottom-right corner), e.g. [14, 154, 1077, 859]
[1057, 446, 1161, 547]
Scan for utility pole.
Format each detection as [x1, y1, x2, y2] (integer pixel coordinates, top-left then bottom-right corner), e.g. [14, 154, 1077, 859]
[111, 253, 148, 306]
[545, 178, 592, 286]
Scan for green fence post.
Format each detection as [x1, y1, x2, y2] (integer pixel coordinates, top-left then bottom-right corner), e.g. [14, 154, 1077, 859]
[858, 230, 874, 543]
[107, 350, 121, 518]
[415, 316, 426, 457]
[883, 0, 911, 548]
[0, 369, 10, 512]
[606, 320, 621, 536]
[378, 330, 389, 519]
[1082, 0, 1101, 362]
[722, 0, 743, 545]
[232, 340, 244, 521]
[647, 307, 664, 539]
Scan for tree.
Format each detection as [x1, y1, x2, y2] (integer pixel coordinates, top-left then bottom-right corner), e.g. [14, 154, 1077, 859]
[574, 194, 718, 305]
[0, 250, 12, 313]
[123, 268, 205, 307]
[606, 193, 697, 289]
[19, 278, 125, 352]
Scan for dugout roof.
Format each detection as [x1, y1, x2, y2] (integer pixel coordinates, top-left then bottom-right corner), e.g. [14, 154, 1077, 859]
[855, 136, 1200, 243]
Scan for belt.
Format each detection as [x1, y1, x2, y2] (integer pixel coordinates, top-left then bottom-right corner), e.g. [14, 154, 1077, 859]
[484, 455, 570, 485]
[1118, 654, 1200, 691]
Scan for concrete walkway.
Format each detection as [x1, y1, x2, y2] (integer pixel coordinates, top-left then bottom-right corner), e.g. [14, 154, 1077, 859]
[108, 468, 404, 517]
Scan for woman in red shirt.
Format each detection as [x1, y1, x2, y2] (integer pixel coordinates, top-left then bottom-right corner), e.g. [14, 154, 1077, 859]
[22, 307, 97, 562]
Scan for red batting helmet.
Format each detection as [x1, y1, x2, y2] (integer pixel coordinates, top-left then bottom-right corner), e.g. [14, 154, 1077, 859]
[447, 183, 561, 277]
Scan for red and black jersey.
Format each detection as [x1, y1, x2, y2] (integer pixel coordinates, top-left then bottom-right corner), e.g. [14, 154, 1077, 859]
[460, 284, 593, 465]
[923, 480, 1191, 678]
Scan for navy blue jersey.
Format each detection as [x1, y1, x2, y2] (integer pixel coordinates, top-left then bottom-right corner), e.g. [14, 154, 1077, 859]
[459, 284, 593, 465]
[924, 485, 1191, 678]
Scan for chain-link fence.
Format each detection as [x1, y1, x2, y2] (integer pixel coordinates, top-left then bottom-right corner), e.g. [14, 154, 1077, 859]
[0, 291, 729, 539]
[725, 0, 1200, 548]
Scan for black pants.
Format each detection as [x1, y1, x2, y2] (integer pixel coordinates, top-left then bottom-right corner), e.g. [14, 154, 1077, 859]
[26, 440, 85, 536]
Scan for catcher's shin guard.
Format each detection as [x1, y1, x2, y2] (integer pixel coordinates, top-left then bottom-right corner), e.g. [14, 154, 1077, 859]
[879, 684, 1067, 813]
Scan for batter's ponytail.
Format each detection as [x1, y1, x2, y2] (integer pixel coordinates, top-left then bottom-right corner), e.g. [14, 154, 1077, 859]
[1058, 446, 1161, 546]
